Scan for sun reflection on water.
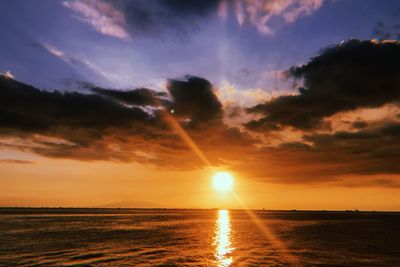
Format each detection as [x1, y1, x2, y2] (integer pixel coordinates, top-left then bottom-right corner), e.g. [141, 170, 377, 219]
[214, 209, 234, 266]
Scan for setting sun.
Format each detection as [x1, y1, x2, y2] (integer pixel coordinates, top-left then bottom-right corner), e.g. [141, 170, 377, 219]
[212, 172, 234, 191]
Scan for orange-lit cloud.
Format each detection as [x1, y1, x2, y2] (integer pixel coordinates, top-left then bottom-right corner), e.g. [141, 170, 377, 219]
[0, 70, 14, 79]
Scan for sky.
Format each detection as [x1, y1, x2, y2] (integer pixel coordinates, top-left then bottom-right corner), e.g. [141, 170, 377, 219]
[1, 0, 400, 210]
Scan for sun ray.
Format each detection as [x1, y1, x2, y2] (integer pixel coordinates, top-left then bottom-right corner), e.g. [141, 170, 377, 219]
[232, 192, 298, 265]
[160, 109, 213, 168]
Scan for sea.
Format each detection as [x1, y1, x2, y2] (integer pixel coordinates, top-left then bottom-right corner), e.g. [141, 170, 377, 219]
[0, 208, 399, 266]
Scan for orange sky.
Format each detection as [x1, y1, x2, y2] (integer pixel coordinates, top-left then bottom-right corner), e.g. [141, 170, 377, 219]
[1, 150, 399, 210]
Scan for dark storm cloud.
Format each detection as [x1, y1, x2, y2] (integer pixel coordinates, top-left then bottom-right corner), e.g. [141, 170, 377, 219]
[246, 39, 400, 131]
[0, 75, 165, 160]
[167, 76, 223, 124]
[0, 77, 153, 133]
[83, 75, 224, 124]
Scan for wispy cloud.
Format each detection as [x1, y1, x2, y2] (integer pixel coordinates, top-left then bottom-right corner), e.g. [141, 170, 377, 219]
[0, 159, 35, 164]
[62, 0, 129, 39]
[40, 42, 115, 85]
[230, 0, 324, 34]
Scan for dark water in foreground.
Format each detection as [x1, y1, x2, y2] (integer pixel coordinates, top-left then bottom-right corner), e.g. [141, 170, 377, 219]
[0, 209, 399, 266]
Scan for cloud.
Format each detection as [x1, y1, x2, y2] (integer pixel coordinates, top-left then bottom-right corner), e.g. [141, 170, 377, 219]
[0, 159, 34, 164]
[372, 11, 400, 40]
[63, 0, 130, 39]
[0, 70, 14, 79]
[233, 121, 400, 186]
[230, 0, 324, 34]
[214, 81, 294, 127]
[63, 0, 220, 40]
[114, 0, 221, 39]
[40, 42, 114, 86]
[0, 74, 251, 170]
[0, 75, 155, 159]
[167, 76, 223, 125]
[158, 0, 221, 16]
[63, 0, 323, 39]
[0, 78, 151, 133]
[216, 82, 280, 107]
[234, 39, 400, 186]
[338, 176, 400, 188]
[246, 39, 400, 131]
[89, 85, 168, 107]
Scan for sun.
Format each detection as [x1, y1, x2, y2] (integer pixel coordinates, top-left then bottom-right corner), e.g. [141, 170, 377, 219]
[212, 172, 234, 191]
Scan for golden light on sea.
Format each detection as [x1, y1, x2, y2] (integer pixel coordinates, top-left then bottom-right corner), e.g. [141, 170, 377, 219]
[214, 209, 234, 266]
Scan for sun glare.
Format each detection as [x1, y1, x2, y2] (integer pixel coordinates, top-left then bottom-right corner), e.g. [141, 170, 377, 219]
[212, 172, 234, 191]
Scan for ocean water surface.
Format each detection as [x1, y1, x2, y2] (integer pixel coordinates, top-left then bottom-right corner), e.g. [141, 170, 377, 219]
[0, 208, 399, 266]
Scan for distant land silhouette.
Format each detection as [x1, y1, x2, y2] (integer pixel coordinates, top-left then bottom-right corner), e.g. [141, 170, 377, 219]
[96, 200, 166, 209]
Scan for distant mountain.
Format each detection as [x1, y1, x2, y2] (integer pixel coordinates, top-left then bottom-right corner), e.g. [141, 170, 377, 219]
[97, 200, 166, 208]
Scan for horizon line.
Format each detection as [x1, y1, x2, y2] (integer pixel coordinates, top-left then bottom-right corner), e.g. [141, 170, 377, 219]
[0, 206, 399, 213]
